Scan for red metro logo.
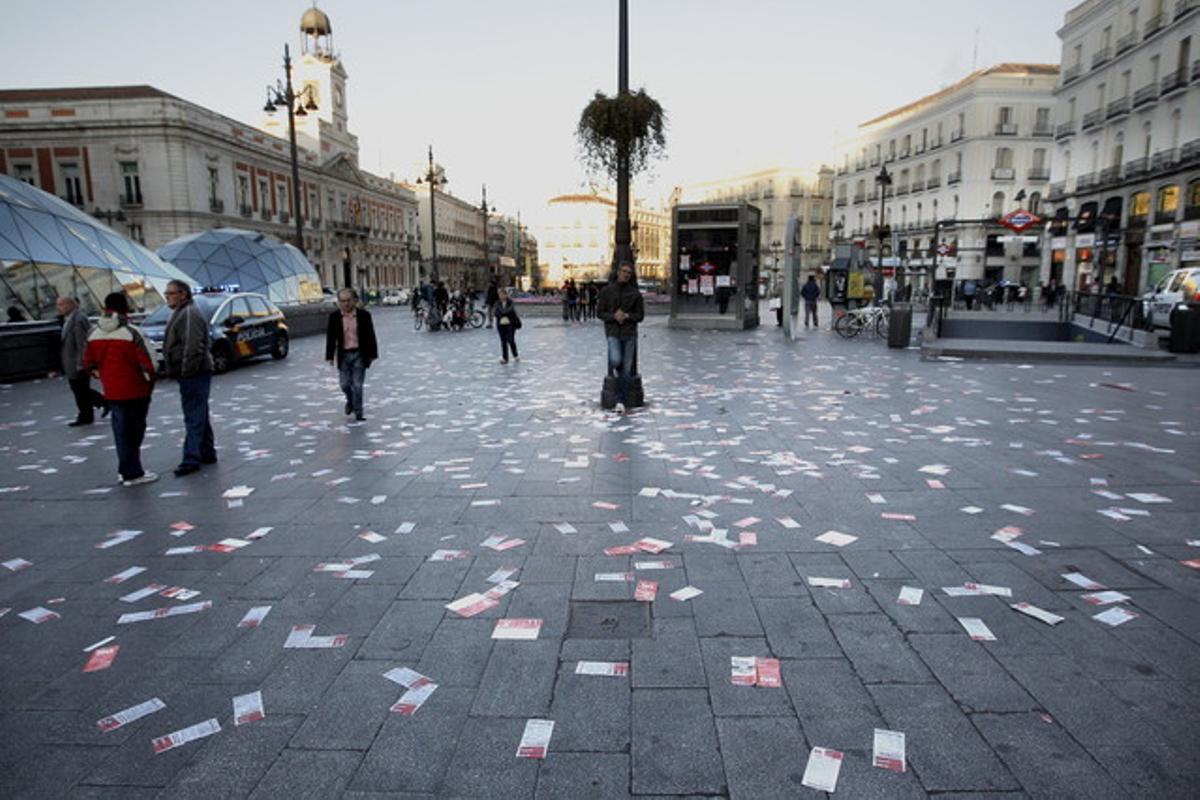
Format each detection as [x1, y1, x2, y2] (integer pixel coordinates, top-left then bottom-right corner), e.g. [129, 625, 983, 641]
[1000, 209, 1041, 233]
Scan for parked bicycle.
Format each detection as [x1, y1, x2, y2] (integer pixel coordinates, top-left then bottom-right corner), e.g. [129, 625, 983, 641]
[834, 305, 890, 339]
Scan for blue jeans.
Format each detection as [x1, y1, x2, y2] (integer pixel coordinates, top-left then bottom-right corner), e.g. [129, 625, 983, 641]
[178, 373, 216, 466]
[606, 335, 637, 405]
[110, 396, 150, 480]
[339, 350, 366, 415]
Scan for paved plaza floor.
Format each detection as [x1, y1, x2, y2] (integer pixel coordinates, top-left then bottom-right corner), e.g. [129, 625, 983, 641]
[1, 307, 1199, 799]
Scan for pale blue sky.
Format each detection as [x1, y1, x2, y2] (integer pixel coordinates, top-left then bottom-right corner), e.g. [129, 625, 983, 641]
[6, 1, 1074, 226]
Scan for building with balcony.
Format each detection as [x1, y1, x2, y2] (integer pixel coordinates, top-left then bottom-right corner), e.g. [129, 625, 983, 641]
[414, 183, 489, 291]
[832, 63, 1059, 286]
[676, 166, 834, 275]
[537, 191, 670, 288]
[0, 8, 420, 294]
[488, 215, 540, 290]
[1047, 0, 1199, 294]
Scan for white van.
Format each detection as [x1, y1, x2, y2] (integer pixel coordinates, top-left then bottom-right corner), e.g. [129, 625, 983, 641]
[1142, 267, 1200, 327]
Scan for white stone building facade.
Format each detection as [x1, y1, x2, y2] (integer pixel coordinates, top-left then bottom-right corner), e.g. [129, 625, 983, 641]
[537, 192, 670, 288]
[1046, 0, 1199, 294]
[832, 64, 1059, 287]
[0, 9, 421, 294]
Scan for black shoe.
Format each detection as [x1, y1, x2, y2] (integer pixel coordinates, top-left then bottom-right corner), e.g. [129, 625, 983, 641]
[173, 463, 201, 477]
[355, 414, 366, 422]
[100, 404, 111, 418]
[200, 455, 218, 465]
[68, 418, 93, 427]
[344, 401, 352, 415]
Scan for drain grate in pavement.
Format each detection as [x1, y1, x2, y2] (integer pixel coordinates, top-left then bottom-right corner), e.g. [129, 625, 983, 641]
[567, 601, 652, 639]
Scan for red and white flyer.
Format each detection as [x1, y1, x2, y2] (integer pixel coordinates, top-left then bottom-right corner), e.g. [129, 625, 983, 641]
[633, 537, 672, 554]
[670, 586, 703, 602]
[873, 728, 907, 772]
[238, 605, 272, 628]
[169, 521, 195, 533]
[282, 624, 347, 648]
[208, 538, 251, 553]
[383, 667, 433, 689]
[428, 549, 469, 562]
[926, 479, 945, 489]
[755, 657, 782, 688]
[595, 572, 634, 582]
[1011, 602, 1065, 626]
[808, 577, 851, 589]
[516, 718, 555, 759]
[604, 544, 638, 556]
[160, 586, 202, 601]
[730, 656, 757, 686]
[121, 584, 167, 603]
[897, 586, 924, 606]
[1062, 572, 1105, 590]
[801, 747, 843, 792]
[733, 517, 761, 528]
[245, 526, 274, 540]
[634, 560, 674, 570]
[738, 532, 758, 547]
[391, 682, 437, 715]
[1093, 606, 1139, 627]
[575, 661, 629, 677]
[359, 531, 387, 544]
[958, 617, 997, 641]
[815, 531, 858, 547]
[151, 718, 221, 754]
[445, 593, 499, 618]
[118, 600, 211, 625]
[96, 529, 142, 549]
[18, 606, 60, 624]
[776, 516, 801, 529]
[82, 645, 120, 673]
[493, 537, 526, 552]
[1081, 590, 1130, 606]
[96, 697, 165, 732]
[164, 546, 205, 556]
[492, 618, 542, 640]
[2, 557, 33, 571]
[592, 501, 620, 510]
[487, 568, 520, 584]
[484, 580, 520, 600]
[104, 566, 146, 584]
[634, 580, 658, 602]
[233, 690, 264, 725]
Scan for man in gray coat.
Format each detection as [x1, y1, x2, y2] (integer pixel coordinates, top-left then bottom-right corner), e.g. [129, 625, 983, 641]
[162, 281, 216, 476]
[56, 296, 105, 426]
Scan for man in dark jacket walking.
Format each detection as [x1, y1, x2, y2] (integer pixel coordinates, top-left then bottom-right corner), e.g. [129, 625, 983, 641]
[596, 263, 645, 413]
[326, 288, 379, 422]
[485, 278, 500, 328]
[57, 296, 106, 426]
[163, 281, 216, 476]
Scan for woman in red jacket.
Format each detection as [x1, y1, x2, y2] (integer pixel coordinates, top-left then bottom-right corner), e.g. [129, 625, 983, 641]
[83, 293, 158, 486]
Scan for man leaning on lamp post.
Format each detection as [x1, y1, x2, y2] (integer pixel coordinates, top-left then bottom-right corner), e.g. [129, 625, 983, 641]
[596, 262, 644, 415]
[325, 288, 378, 422]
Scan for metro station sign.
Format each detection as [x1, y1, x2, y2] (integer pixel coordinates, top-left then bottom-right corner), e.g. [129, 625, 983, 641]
[1000, 208, 1041, 233]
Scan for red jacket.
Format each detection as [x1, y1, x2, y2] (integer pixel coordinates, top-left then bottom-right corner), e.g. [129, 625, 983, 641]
[82, 316, 155, 401]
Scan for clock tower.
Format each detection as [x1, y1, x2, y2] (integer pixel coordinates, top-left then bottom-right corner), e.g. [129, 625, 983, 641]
[261, 5, 359, 165]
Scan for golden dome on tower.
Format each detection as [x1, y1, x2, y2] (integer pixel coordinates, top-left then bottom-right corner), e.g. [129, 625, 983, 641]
[300, 5, 332, 37]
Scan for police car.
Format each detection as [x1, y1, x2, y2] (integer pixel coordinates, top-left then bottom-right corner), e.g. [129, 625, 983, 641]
[142, 290, 289, 374]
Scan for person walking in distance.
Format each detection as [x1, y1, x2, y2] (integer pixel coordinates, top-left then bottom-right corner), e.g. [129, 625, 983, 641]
[494, 287, 521, 364]
[162, 280, 217, 477]
[83, 293, 157, 486]
[57, 296, 106, 426]
[326, 288, 378, 422]
[596, 262, 644, 414]
[587, 281, 599, 321]
[800, 274, 821, 329]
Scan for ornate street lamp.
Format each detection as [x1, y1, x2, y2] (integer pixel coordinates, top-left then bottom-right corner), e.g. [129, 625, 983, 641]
[263, 43, 318, 258]
[416, 146, 447, 283]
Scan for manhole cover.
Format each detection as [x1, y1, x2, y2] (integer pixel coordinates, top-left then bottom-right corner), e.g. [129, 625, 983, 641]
[567, 601, 652, 639]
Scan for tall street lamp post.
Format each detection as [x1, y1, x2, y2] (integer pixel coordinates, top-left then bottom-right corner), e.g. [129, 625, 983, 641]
[480, 184, 494, 285]
[417, 146, 447, 284]
[612, 0, 634, 277]
[875, 165, 893, 300]
[263, 43, 317, 258]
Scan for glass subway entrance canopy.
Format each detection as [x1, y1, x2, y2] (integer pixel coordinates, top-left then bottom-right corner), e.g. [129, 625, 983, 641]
[0, 174, 192, 320]
[157, 228, 323, 305]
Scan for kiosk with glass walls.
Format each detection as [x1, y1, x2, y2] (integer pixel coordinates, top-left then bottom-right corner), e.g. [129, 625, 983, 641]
[669, 203, 760, 329]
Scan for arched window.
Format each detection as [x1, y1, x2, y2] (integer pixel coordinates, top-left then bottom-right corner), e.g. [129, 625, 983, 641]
[1157, 184, 1179, 220]
[1187, 179, 1200, 213]
[994, 148, 1013, 169]
[991, 191, 1006, 217]
[1111, 132, 1124, 168]
[1028, 192, 1042, 215]
[932, 198, 939, 222]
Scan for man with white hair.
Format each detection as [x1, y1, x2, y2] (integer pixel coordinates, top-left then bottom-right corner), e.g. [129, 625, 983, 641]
[163, 280, 217, 476]
[57, 296, 107, 426]
[325, 287, 379, 422]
